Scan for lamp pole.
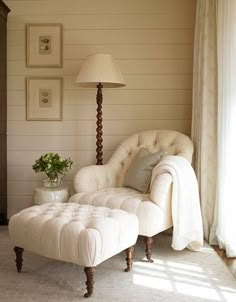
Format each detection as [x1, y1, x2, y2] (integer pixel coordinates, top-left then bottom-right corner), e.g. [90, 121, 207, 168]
[96, 82, 103, 165]
[75, 54, 125, 165]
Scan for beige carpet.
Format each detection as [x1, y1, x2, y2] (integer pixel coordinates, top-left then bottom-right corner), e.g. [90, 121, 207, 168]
[1, 226, 236, 302]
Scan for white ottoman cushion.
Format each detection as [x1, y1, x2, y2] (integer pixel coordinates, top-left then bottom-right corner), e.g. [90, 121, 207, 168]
[9, 203, 139, 267]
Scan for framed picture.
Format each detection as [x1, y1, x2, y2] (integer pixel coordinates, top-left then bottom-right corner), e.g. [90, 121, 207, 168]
[26, 77, 63, 121]
[26, 24, 63, 67]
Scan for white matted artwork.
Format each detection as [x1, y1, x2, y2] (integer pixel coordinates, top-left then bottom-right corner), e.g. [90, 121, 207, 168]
[26, 24, 63, 67]
[26, 77, 63, 121]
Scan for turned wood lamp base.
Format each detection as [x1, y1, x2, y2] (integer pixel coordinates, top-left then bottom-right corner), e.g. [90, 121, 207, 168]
[96, 83, 103, 165]
[74, 54, 126, 166]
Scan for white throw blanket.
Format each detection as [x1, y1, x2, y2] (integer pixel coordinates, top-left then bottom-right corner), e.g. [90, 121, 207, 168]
[151, 155, 203, 251]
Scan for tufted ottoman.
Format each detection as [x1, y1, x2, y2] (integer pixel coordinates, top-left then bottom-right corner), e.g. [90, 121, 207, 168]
[8, 203, 139, 298]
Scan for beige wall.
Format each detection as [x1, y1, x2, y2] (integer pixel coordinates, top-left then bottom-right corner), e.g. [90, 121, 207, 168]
[6, 0, 196, 217]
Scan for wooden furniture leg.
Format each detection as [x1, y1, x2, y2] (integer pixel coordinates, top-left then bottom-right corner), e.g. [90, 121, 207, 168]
[144, 236, 154, 263]
[124, 246, 134, 272]
[84, 267, 96, 298]
[14, 246, 24, 272]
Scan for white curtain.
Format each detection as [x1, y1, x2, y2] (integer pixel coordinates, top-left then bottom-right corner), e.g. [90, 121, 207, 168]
[191, 0, 218, 241]
[210, 0, 236, 257]
[192, 0, 236, 256]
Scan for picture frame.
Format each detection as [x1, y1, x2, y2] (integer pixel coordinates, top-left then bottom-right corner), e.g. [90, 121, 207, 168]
[26, 24, 63, 67]
[26, 77, 63, 121]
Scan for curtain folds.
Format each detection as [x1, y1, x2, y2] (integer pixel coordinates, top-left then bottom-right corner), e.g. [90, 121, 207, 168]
[192, 0, 236, 256]
[211, 0, 236, 257]
[191, 0, 218, 241]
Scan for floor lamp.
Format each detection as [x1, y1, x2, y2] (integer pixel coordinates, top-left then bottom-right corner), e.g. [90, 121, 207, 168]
[75, 54, 126, 165]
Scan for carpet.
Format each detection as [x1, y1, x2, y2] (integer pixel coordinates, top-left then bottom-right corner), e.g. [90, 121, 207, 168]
[0, 226, 236, 302]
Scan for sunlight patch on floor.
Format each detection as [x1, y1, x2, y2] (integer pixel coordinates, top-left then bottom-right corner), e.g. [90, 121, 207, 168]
[173, 274, 213, 286]
[134, 267, 168, 278]
[218, 285, 236, 293]
[169, 267, 209, 279]
[133, 272, 223, 300]
[166, 261, 203, 272]
[133, 259, 236, 301]
[175, 282, 221, 300]
[133, 273, 173, 291]
[200, 246, 217, 253]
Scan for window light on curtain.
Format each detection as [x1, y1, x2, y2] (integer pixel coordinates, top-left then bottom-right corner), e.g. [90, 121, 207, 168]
[213, 0, 236, 257]
[192, 0, 236, 257]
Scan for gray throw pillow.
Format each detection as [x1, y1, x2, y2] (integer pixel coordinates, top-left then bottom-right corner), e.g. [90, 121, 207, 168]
[123, 148, 165, 193]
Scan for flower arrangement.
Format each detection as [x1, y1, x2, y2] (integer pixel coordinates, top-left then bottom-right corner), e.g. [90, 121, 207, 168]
[32, 153, 73, 187]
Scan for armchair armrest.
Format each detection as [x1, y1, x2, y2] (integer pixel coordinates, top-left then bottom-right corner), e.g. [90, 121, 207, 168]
[74, 164, 118, 193]
[150, 172, 173, 209]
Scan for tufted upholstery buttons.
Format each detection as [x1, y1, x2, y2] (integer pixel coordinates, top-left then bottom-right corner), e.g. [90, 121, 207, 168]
[69, 187, 167, 237]
[72, 130, 193, 238]
[9, 203, 139, 268]
[108, 130, 193, 182]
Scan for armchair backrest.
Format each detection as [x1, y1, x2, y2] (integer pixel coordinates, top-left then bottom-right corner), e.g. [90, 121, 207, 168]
[108, 130, 194, 186]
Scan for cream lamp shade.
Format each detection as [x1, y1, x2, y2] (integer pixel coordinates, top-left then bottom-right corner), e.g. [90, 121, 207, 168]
[75, 54, 125, 88]
[74, 54, 125, 165]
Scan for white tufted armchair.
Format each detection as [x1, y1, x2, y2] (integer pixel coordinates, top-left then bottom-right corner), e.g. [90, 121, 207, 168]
[69, 130, 193, 261]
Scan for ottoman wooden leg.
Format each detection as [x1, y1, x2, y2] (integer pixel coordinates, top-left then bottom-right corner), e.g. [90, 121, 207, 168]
[84, 267, 96, 298]
[14, 246, 24, 272]
[124, 246, 134, 272]
[144, 236, 154, 263]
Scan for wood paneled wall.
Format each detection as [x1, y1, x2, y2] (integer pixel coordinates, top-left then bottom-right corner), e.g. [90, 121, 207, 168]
[6, 0, 196, 217]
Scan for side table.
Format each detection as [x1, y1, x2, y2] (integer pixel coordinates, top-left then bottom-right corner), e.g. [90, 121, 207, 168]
[34, 187, 69, 205]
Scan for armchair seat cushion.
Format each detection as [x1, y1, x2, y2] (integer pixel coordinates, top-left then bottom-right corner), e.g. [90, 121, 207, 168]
[69, 187, 171, 237]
